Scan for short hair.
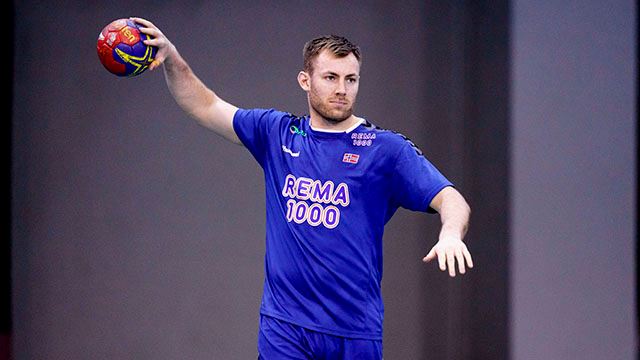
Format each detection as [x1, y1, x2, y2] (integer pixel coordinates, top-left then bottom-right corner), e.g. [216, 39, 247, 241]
[303, 35, 362, 73]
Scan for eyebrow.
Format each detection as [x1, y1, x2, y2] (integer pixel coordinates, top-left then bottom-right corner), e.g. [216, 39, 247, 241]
[322, 71, 359, 78]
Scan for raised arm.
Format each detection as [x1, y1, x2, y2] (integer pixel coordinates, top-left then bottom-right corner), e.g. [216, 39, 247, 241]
[133, 17, 241, 144]
[423, 186, 473, 277]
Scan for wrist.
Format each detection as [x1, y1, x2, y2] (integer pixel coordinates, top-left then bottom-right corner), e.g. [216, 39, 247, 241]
[439, 224, 465, 240]
[163, 44, 181, 67]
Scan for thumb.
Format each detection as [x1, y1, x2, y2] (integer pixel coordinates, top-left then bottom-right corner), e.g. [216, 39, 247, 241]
[423, 248, 436, 262]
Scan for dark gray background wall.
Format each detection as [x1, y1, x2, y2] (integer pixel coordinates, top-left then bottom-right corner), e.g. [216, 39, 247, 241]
[1, 2, 13, 359]
[9, 0, 635, 359]
[510, 1, 637, 359]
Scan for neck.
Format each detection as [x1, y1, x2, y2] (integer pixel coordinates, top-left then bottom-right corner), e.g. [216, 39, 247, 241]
[309, 113, 361, 132]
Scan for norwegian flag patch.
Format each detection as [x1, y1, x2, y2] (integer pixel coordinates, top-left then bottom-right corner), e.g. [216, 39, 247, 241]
[342, 153, 360, 164]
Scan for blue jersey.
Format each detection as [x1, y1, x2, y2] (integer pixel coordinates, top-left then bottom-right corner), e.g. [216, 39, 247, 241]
[233, 108, 452, 340]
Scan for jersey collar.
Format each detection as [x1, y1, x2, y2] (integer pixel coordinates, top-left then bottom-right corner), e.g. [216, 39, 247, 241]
[309, 118, 365, 134]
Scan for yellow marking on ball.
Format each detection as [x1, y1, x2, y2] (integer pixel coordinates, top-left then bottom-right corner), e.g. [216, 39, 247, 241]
[114, 36, 155, 76]
[120, 27, 136, 43]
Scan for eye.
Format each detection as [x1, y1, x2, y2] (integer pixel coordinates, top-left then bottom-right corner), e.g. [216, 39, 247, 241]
[325, 75, 336, 81]
[347, 78, 357, 84]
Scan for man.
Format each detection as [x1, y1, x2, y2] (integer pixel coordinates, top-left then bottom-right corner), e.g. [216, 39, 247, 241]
[134, 17, 473, 359]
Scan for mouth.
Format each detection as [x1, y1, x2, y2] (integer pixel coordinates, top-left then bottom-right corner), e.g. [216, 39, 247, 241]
[329, 100, 349, 106]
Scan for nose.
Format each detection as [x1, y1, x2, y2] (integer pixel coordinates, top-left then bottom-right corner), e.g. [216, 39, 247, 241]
[335, 79, 347, 95]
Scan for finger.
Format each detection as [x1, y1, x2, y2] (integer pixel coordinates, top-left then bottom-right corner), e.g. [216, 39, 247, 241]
[437, 250, 446, 272]
[455, 249, 466, 274]
[463, 247, 474, 268]
[446, 251, 456, 277]
[423, 248, 436, 262]
[143, 37, 164, 47]
[149, 59, 163, 71]
[139, 27, 163, 39]
[131, 17, 155, 29]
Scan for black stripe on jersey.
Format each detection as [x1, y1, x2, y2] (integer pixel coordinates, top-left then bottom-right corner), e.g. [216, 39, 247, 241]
[362, 120, 425, 157]
[287, 113, 305, 125]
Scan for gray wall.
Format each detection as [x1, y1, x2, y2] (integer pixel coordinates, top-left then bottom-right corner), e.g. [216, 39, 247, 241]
[511, 1, 637, 359]
[13, 1, 636, 359]
[13, 2, 506, 359]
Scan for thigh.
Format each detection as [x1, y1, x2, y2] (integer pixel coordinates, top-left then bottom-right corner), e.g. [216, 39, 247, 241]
[307, 331, 383, 360]
[257, 315, 313, 360]
[338, 337, 383, 360]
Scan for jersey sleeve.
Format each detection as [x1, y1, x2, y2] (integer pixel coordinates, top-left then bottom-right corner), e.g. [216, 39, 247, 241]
[390, 141, 453, 213]
[232, 108, 280, 166]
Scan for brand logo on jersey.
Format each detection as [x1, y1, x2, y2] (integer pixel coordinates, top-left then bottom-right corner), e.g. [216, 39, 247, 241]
[290, 125, 307, 137]
[342, 153, 360, 164]
[282, 145, 300, 157]
[282, 174, 350, 229]
[351, 132, 376, 146]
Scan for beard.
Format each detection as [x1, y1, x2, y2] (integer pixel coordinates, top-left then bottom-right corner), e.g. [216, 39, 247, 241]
[308, 90, 355, 124]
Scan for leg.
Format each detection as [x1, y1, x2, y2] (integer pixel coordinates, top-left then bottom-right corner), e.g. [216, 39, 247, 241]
[306, 330, 383, 360]
[257, 315, 313, 360]
[340, 338, 383, 360]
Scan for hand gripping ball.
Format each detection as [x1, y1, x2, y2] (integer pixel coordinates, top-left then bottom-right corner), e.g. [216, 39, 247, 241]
[96, 18, 157, 77]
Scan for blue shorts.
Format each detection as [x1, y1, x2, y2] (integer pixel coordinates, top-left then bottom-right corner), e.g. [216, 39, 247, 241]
[257, 315, 383, 360]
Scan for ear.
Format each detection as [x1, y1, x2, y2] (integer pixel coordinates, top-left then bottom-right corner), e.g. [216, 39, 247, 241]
[297, 71, 310, 91]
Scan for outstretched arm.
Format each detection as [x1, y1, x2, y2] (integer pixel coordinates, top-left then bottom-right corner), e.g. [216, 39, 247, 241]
[423, 186, 473, 277]
[133, 17, 241, 144]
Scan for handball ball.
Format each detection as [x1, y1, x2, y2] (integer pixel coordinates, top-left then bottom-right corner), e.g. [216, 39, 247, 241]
[96, 18, 157, 77]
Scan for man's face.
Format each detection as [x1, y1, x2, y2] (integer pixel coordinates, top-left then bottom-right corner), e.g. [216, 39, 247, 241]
[300, 50, 361, 123]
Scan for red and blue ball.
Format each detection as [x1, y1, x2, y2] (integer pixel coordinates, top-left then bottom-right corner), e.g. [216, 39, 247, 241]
[97, 19, 157, 77]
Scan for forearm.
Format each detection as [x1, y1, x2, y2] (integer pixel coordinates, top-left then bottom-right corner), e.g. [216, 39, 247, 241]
[424, 187, 473, 276]
[162, 46, 240, 143]
[163, 48, 216, 122]
[434, 187, 470, 239]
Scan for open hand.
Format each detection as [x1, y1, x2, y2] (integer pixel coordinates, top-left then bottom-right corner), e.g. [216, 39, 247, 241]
[423, 236, 473, 277]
